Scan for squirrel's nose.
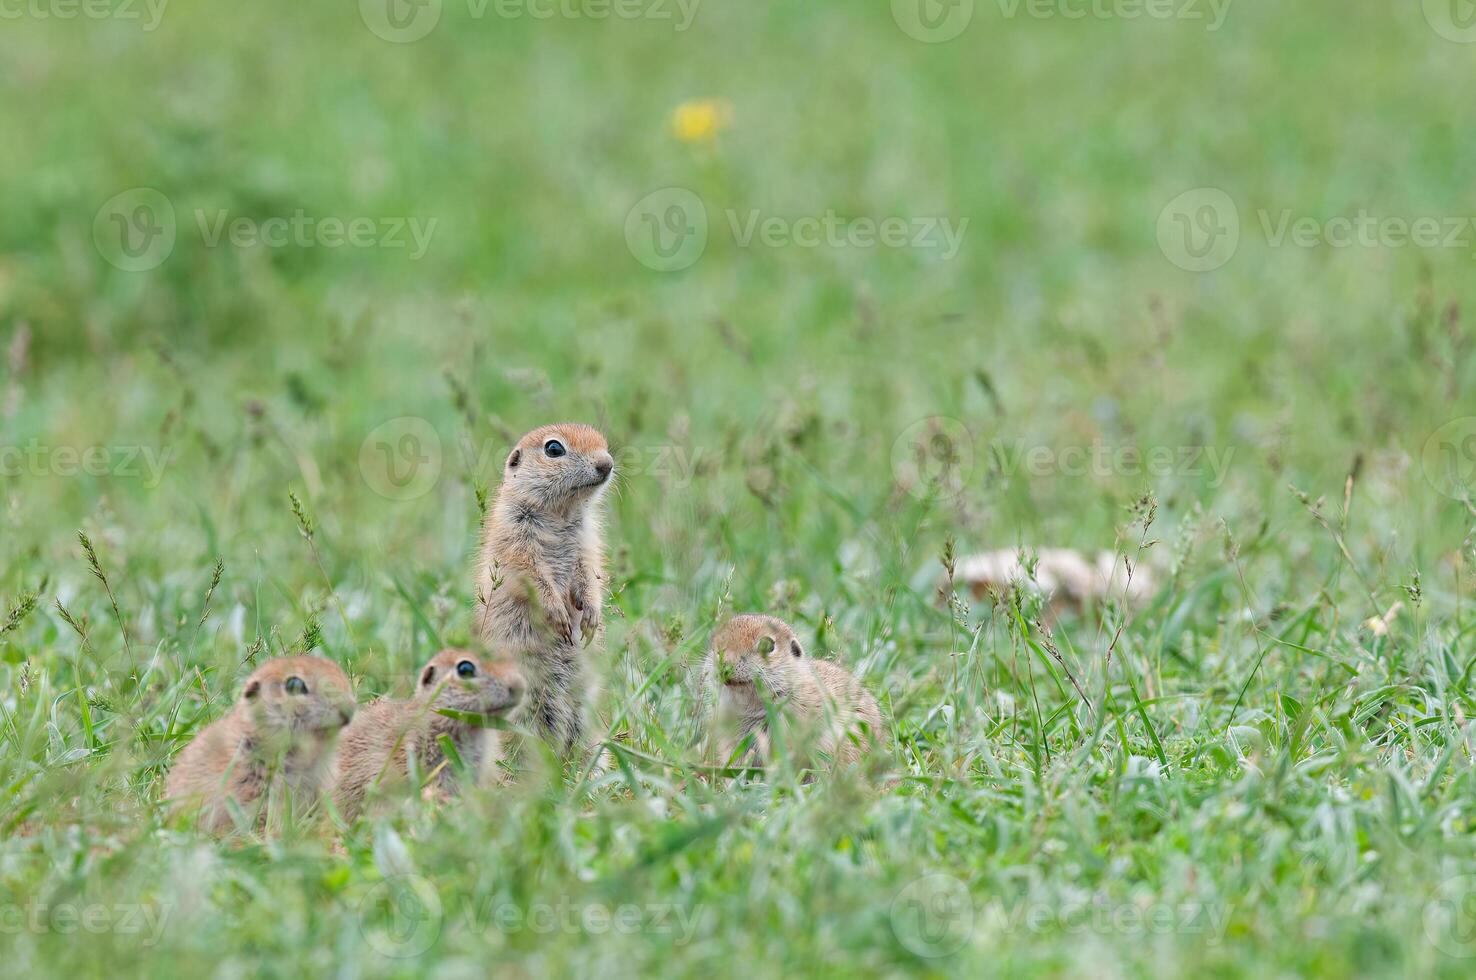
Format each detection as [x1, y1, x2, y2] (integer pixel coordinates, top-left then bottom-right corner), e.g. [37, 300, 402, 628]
[593, 453, 613, 481]
[504, 676, 525, 706]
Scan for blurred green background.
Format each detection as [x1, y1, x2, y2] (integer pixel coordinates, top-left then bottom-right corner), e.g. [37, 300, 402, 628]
[3, 1, 1476, 977]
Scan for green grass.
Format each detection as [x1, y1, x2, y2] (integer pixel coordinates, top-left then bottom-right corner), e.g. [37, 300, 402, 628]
[4, 1, 1476, 975]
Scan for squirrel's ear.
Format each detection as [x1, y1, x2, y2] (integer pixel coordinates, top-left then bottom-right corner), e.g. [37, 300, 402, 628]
[506, 449, 522, 469]
[243, 680, 261, 700]
[790, 639, 803, 659]
[420, 665, 437, 687]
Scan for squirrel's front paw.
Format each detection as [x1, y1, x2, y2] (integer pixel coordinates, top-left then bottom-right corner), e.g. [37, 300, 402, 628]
[544, 603, 575, 644]
[568, 585, 600, 647]
[578, 601, 602, 647]
[535, 587, 574, 643]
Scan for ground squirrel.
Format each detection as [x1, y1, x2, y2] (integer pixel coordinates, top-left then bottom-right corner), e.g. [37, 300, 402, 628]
[473, 423, 613, 754]
[332, 649, 524, 822]
[165, 656, 356, 834]
[946, 548, 1158, 618]
[705, 614, 884, 770]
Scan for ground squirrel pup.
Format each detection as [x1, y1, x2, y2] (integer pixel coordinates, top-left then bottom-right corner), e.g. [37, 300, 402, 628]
[706, 614, 884, 770]
[473, 423, 613, 753]
[332, 649, 524, 822]
[165, 656, 356, 834]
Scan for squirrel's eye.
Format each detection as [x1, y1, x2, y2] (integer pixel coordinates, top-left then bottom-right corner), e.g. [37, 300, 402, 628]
[757, 636, 776, 656]
[285, 676, 308, 695]
[456, 660, 477, 678]
[544, 439, 566, 458]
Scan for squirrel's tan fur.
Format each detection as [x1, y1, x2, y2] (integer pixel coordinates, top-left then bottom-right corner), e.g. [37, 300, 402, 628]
[473, 423, 613, 754]
[165, 656, 356, 834]
[705, 614, 884, 770]
[332, 649, 523, 821]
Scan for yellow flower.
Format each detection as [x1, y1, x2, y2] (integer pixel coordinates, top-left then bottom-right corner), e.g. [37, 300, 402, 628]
[670, 99, 732, 144]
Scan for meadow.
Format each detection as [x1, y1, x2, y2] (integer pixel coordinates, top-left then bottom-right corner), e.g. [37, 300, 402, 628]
[4, 1, 1476, 976]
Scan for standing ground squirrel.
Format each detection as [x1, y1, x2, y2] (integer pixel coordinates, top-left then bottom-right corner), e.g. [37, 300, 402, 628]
[706, 614, 884, 770]
[332, 649, 524, 822]
[473, 423, 613, 754]
[165, 656, 356, 834]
